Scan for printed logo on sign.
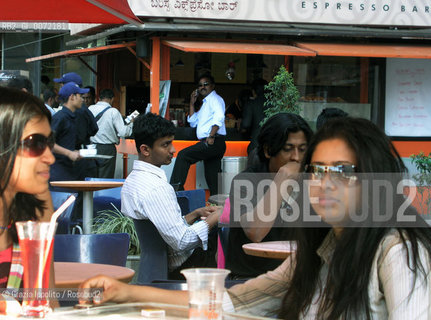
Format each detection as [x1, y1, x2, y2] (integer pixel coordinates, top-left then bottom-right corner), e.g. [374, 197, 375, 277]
[129, 0, 431, 27]
[226, 172, 429, 228]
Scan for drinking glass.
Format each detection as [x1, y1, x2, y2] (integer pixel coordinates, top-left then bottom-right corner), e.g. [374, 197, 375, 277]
[16, 221, 55, 318]
[181, 268, 230, 320]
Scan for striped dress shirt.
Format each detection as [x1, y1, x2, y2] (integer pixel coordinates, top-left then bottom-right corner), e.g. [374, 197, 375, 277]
[121, 160, 209, 271]
[226, 229, 431, 319]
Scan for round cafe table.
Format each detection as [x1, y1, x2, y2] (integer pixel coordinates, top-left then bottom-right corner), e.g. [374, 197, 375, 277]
[54, 262, 135, 288]
[242, 241, 296, 260]
[50, 181, 124, 234]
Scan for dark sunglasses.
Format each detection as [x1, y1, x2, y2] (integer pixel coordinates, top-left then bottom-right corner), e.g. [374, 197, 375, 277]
[305, 164, 358, 185]
[20, 133, 55, 157]
[198, 81, 211, 88]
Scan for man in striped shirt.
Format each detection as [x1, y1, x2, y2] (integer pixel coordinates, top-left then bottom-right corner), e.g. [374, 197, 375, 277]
[121, 113, 221, 279]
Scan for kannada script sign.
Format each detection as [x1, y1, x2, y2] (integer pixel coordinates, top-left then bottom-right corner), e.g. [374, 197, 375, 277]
[129, 0, 431, 27]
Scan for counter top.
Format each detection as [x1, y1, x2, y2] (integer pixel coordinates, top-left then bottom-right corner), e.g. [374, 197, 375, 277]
[174, 127, 248, 141]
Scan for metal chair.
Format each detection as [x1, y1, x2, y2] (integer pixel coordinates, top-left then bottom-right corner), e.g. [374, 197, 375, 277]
[54, 233, 130, 266]
[133, 219, 169, 284]
[50, 191, 82, 234]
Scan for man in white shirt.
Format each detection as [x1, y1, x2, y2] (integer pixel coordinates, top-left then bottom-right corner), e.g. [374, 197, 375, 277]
[89, 89, 133, 178]
[121, 113, 221, 278]
[170, 74, 226, 195]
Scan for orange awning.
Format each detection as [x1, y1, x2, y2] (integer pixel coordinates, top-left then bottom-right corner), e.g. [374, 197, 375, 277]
[26, 42, 136, 63]
[162, 40, 316, 56]
[0, 0, 141, 25]
[295, 42, 431, 59]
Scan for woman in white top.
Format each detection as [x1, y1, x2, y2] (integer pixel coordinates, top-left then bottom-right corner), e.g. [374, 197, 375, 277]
[276, 117, 431, 319]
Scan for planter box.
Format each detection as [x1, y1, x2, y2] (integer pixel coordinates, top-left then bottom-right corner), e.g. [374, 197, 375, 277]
[126, 254, 140, 285]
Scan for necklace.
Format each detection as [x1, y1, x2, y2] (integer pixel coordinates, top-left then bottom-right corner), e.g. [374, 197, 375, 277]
[0, 221, 12, 230]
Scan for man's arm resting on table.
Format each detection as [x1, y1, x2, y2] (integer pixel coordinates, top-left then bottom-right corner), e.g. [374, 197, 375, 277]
[79, 257, 294, 316]
[142, 187, 218, 251]
[79, 276, 189, 306]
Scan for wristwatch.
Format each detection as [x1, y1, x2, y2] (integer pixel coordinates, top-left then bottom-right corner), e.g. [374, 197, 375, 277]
[208, 135, 215, 139]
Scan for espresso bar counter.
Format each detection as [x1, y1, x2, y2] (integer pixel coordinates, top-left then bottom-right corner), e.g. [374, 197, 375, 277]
[117, 138, 249, 190]
[174, 127, 248, 141]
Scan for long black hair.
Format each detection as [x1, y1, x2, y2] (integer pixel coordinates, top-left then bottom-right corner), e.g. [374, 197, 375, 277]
[279, 117, 431, 319]
[257, 112, 313, 164]
[0, 87, 51, 242]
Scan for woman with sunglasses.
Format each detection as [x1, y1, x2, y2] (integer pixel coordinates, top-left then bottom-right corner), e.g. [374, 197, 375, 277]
[233, 117, 431, 318]
[0, 87, 56, 293]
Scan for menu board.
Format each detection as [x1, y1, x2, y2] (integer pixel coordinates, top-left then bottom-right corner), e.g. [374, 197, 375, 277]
[385, 58, 431, 137]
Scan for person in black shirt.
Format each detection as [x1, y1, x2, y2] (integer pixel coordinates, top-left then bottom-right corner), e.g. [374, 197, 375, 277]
[53, 73, 98, 179]
[226, 113, 313, 279]
[50, 82, 89, 182]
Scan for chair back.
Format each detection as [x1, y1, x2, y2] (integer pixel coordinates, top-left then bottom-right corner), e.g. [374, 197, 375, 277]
[133, 219, 168, 284]
[50, 191, 79, 234]
[54, 233, 130, 266]
[176, 189, 206, 215]
[84, 178, 124, 215]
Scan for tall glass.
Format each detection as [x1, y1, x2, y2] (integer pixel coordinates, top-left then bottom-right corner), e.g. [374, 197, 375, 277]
[16, 221, 55, 318]
[181, 268, 230, 320]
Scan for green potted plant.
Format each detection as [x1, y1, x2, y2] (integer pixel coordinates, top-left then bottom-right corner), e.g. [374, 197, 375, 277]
[261, 65, 301, 124]
[92, 204, 141, 282]
[409, 152, 431, 219]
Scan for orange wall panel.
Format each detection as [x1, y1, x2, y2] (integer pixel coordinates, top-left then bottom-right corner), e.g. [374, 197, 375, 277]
[392, 141, 431, 158]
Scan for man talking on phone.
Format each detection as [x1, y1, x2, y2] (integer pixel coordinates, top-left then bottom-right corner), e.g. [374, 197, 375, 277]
[170, 74, 226, 195]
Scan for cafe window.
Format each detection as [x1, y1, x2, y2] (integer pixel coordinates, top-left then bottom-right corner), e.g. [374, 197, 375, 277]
[291, 56, 384, 130]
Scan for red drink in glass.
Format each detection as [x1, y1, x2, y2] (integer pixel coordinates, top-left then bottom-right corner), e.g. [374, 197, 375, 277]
[16, 221, 55, 318]
[20, 239, 53, 315]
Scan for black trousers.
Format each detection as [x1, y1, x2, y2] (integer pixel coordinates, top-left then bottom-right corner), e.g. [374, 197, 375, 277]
[95, 144, 117, 178]
[170, 136, 226, 195]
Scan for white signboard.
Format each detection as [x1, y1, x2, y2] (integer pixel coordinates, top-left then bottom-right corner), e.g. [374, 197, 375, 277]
[385, 58, 431, 137]
[130, 0, 431, 27]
